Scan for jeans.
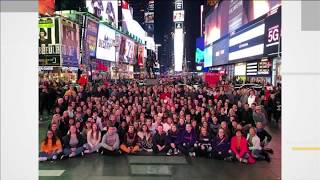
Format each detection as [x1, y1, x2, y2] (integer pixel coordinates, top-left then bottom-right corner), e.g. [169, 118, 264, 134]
[84, 143, 102, 153]
[63, 147, 84, 157]
[177, 144, 195, 155]
[39, 151, 60, 159]
[152, 144, 170, 154]
[229, 150, 249, 160]
[251, 149, 265, 160]
[100, 147, 120, 156]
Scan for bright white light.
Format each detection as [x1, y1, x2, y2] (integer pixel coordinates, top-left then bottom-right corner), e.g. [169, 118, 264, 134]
[204, 45, 213, 67]
[174, 28, 184, 71]
[229, 44, 264, 61]
[253, 0, 270, 19]
[229, 24, 265, 47]
[234, 63, 246, 76]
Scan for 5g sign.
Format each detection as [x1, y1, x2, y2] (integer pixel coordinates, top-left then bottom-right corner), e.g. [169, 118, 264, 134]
[267, 25, 280, 43]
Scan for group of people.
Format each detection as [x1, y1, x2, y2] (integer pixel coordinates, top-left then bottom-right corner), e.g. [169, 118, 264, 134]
[39, 78, 281, 164]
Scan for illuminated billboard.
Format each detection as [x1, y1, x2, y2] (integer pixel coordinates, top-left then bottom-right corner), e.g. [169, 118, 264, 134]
[174, 28, 184, 71]
[204, 0, 281, 46]
[96, 24, 116, 62]
[86, 0, 118, 27]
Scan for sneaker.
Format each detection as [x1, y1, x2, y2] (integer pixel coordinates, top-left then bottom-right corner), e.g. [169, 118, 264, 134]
[174, 148, 179, 155]
[81, 152, 84, 156]
[60, 155, 66, 160]
[224, 157, 233, 162]
[265, 155, 271, 162]
[265, 148, 274, 154]
[39, 157, 47, 162]
[146, 149, 153, 153]
[166, 149, 173, 156]
[240, 158, 248, 164]
[52, 155, 57, 160]
[101, 151, 104, 155]
[192, 152, 196, 157]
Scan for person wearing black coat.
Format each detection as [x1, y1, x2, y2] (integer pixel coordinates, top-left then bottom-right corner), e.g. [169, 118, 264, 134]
[255, 122, 274, 154]
[239, 103, 254, 126]
[152, 124, 169, 154]
[211, 128, 230, 159]
[61, 125, 85, 159]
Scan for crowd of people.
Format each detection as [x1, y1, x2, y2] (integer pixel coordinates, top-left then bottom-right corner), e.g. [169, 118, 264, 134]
[39, 77, 281, 164]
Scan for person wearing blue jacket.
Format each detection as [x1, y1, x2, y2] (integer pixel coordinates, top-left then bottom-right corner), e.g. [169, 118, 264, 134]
[176, 124, 197, 157]
[211, 128, 230, 160]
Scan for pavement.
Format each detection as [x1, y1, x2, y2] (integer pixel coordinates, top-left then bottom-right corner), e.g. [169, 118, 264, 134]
[39, 121, 281, 180]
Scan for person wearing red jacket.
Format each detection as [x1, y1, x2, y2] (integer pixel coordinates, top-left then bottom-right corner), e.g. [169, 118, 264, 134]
[227, 130, 253, 164]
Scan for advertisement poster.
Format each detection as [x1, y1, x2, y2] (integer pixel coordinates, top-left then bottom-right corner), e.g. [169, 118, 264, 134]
[96, 24, 116, 62]
[119, 36, 135, 64]
[86, 0, 118, 27]
[39, 17, 61, 66]
[39, 0, 55, 16]
[61, 18, 80, 67]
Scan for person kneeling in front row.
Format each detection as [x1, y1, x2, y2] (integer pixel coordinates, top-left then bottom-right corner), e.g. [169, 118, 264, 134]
[99, 126, 120, 155]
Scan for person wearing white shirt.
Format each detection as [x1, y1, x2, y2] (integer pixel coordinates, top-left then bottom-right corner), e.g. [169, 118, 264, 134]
[247, 90, 256, 108]
[247, 127, 270, 162]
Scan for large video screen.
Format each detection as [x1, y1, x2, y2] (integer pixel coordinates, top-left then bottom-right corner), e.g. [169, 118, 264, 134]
[212, 35, 229, 66]
[96, 24, 116, 62]
[39, 17, 61, 66]
[60, 18, 80, 67]
[86, 0, 118, 27]
[204, 0, 281, 46]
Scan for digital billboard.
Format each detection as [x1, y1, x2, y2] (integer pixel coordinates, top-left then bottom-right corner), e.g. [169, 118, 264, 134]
[144, 12, 154, 23]
[39, 17, 61, 66]
[204, 0, 281, 46]
[173, 10, 185, 22]
[212, 35, 229, 66]
[174, 28, 184, 71]
[84, 17, 98, 56]
[39, 0, 55, 16]
[229, 21, 265, 61]
[86, 0, 118, 27]
[204, 45, 213, 68]
[264, 6, 281, 56]
[195, 37, 204, 66]
[60, 18, 80, 67]
[96, 24, 116, 62]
